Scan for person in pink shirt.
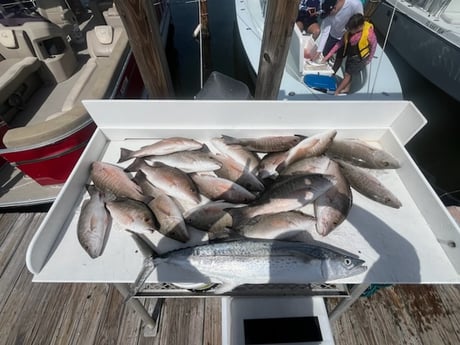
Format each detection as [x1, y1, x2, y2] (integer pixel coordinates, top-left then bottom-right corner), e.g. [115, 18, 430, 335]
[322, 13, 377, 95]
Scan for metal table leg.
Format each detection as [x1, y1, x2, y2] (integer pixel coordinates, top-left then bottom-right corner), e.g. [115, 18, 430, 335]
[328, 283, 371, 323]
[114, 283, 163, 335]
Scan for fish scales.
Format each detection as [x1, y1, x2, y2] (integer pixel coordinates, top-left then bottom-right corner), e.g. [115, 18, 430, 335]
[90, 161, 146, 202]
[127, 159, 200, 204]
[151, 239, 366, 292]
[221, 134, 304, 152]
[338, 160, 402, 208]
[77, 185, 111, 258]
[326, 138, 401, 169]
[145, 151, 222, 173]
[118, 137, 203, 162]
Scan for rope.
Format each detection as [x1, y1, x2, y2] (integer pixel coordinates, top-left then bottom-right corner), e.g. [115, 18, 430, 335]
[198, 0, 204, 89]
[370, 0, 400, 98]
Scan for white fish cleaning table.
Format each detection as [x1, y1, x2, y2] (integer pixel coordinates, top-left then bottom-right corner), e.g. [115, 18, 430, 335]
[26, 100, 460, 330]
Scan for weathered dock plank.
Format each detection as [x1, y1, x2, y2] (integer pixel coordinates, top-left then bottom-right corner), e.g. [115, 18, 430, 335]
[1, 211, 460, 345]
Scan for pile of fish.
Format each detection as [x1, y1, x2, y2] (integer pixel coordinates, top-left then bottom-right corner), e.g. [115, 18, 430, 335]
[76, 131, 401, 291]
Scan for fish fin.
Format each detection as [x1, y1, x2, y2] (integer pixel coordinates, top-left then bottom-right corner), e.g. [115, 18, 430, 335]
[125, 256, 155, 302]
[127, 230, 158, 258]
[224, 207, 246, 228]
[125, 158, 146, 172]
[294, 134, 308, 140]
[141, 195, 154, 205]
[211, 281, 240, 294]
[220, 134, 240, 145]
[200, 144, 212, 153]
[85, 184, 98, 195]
[208, 227, 243, 241]
[118, 148, 134, 163]
[125, 232, 157, 301]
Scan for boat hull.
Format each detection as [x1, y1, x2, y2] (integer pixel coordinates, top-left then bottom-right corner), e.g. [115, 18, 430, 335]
[372, 1, 460, 102]
[0, 121, 96, 186]
[235, 0, 402, 100]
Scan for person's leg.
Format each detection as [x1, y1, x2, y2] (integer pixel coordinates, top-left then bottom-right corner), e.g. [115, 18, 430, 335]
[306, 22, 320, 40]
[334, 72, 352, 95]
[296, 21, 304, 31]
[322, 35, 340, 56]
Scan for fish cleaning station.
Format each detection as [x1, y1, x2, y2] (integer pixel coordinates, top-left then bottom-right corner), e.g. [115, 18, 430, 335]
[23, 1, 460, 344]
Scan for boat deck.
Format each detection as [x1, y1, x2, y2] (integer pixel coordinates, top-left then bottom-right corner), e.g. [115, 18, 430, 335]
[1, 211, 460, 344]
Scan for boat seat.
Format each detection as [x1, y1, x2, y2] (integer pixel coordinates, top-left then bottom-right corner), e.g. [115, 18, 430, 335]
[0, 28, 35, 60]
[2, 27, 129, 149]
[60, 58, 97, 112]
[3, 103, 90, 148]
[102, 4, 124, 28]
[53, 27, 128, 117]
[87, 25, 123, 58]
[0, 57, 41, 106]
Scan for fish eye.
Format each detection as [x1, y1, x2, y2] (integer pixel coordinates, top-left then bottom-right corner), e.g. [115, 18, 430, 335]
[344, 258, 352, 266]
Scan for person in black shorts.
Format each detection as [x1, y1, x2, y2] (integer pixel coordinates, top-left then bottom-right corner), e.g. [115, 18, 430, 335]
[296, 0, 321, 39]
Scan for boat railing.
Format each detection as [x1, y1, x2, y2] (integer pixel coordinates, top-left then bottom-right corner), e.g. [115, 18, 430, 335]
[406, 0, 452, 18]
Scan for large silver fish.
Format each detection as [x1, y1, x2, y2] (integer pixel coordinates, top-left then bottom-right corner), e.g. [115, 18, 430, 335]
[326, 138, 400, 169]
[338, 160, 402, 208]
[77, 185, 111, 258]
[221, 134, 305, 152]
[118, 137, 203, 163]
[129, 236, 366, 295]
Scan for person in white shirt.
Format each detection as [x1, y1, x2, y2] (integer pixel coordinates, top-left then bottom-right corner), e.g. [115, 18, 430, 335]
[316, 0, 364, 56]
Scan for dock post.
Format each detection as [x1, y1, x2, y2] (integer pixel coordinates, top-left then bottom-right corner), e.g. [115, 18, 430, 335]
[254, 0, 299, 100]
[114, 0, 174, 98]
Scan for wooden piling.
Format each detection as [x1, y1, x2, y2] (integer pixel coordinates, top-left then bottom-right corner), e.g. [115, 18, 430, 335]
[114, 0, 174, 98]
[255, 0, 299, 100]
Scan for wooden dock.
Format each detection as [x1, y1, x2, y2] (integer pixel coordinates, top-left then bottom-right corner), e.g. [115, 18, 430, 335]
[1, 211, 460, 345]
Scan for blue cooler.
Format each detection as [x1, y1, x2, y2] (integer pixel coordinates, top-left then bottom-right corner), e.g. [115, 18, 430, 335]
[304, 74, 337, 93]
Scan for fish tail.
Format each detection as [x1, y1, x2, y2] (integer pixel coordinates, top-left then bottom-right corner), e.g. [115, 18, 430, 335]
[118, 148, 135, 163]
[85, 183, 98, 196]
[221, 134, 240, 145]
[226, 207, 247, 228]
[126, 232, 158, 301]
[125, 158, 146, 172]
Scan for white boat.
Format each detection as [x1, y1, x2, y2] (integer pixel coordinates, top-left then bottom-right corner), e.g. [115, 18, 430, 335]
[0, 0, 170, 208]
[371, 0, 460, 102]
[235, 0, 403, 100]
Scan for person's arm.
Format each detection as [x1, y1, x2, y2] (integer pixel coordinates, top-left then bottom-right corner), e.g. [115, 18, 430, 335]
[366, 27, 378, 63]
[323, 39, 344, 61]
